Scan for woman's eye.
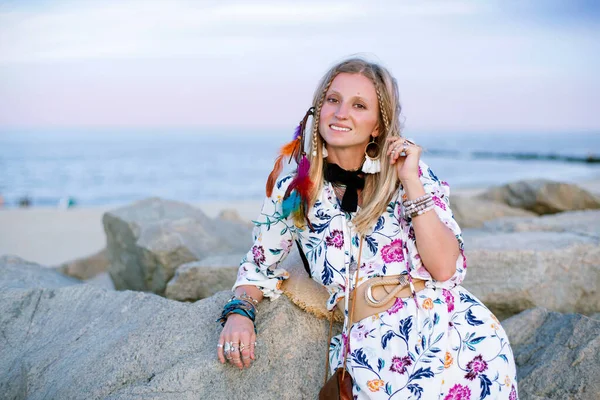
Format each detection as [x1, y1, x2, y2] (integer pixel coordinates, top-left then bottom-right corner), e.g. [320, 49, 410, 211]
[355, 103, 366, 109]
[327, 97, 338, 103]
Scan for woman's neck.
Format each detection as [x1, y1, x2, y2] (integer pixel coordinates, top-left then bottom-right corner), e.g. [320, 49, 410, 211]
[325, 147, 364, 171]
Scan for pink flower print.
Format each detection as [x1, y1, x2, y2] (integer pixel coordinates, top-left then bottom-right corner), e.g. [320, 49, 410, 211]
[417, 266, 431, 279]
[325, 229, 344, 249]
[279, 239, 293, 252]
[252, 245, 265, 265]
[381, 239, 405, 263]
[418, 166, 423, 177]
[443, 289, 455, 313]
[432, 195, 446, 211]
[389, 355, 412, 374]
[350, 324, 372, 342]
[408, 227, 415, 240]
[465, 354, 488, 380]
[441, 180, 449, 187]
[444, 384, 471, 400]
[509, 385, 517, 400]
[387, 298, 404, 315]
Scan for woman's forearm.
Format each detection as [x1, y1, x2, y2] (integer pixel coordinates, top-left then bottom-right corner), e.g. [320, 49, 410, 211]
[402, 179, 460, 281]
[234, 285, 264, 304]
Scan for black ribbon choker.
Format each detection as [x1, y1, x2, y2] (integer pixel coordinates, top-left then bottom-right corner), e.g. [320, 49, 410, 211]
[324, 163, 365, 212]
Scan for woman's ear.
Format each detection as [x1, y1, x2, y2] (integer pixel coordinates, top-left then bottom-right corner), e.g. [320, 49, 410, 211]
[371, 124, 380, 138]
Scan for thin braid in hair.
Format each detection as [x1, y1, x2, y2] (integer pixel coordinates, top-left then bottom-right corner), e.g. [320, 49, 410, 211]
[311, 74, 336, 155]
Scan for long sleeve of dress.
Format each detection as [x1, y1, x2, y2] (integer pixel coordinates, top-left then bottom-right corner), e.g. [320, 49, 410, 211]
[231, 174, 297, 300]
[405, 160, 467, 287]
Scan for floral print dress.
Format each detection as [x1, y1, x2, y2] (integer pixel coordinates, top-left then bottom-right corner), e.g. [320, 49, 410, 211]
[233, 161, 518, 400]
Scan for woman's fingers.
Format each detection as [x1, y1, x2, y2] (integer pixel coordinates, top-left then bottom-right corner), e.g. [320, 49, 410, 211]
[228, 333, 244, 369]
[240, 332, 253, 368]
[250, 331, 257, 360]
[217, 335, 226, 364]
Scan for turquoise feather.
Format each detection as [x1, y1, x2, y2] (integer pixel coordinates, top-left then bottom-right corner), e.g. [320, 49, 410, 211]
[282, 190, 301, 218]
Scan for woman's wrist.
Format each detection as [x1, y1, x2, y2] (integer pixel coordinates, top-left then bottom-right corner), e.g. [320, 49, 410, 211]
[400, 177, 426, 200]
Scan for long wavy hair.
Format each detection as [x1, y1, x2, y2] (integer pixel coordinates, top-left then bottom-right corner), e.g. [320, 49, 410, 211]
[305, 57, 403, 235]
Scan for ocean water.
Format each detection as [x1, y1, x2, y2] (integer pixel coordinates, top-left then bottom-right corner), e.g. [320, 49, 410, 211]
[0, 129, 599, 208]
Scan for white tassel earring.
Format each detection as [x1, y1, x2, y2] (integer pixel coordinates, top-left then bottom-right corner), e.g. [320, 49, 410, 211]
[322, 143, 328, 158]
[362, 137, 381, 174]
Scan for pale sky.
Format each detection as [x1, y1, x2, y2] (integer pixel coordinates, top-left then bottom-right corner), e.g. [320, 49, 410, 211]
[0, 0, 598, 132]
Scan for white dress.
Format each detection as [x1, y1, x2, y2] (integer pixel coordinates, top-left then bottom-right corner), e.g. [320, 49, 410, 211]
[233, 161, 518, 399]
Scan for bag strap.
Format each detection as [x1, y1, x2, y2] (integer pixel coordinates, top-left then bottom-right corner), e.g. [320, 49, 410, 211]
[323, 235, 364, 385]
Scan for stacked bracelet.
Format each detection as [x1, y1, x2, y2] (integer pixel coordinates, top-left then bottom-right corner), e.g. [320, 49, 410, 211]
[403, 193, 435, 218]
[216, 296, 258, 334]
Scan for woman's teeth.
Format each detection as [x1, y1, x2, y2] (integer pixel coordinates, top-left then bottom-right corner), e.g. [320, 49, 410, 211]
[330, 125, 351, 132]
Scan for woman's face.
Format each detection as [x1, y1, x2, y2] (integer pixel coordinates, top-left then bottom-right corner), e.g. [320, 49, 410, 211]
[319, 72, 380, 155]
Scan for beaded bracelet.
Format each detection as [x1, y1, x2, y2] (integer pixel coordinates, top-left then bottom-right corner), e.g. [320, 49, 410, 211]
[410, 203, 434, 218]
[235, 291, 259, 308]
[404, 199, 434, 216]
[402, 193, 431, 207]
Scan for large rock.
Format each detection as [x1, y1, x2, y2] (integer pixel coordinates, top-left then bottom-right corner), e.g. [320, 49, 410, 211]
[479, 179, 600, 215]
[57, 248, 110, 280]
[484, 209, 600, 237]
[165, 254, 244, 302]
[503, 308, 600, 399]
[451, 195, 536, 228]
[103, 198, 253, 295]
[0, 263, 336, 400]
[462, 228, 599, 320]
[0, 255, 81, 290]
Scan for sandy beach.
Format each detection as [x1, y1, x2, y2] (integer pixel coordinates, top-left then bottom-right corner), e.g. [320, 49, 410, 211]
[2, 181, 599, 268]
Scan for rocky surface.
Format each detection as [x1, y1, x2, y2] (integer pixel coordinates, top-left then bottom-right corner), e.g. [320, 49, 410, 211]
[0, 257, 335, 400]
[103, 197, 252, 295]
[57, 248, 110, 280]
[165, 254, 244, 301]
[503, 308, 600, 399]
[479, 179, 600, 215]
[462, 214, 600, 320]
[451, 195, 536, 228]
[0, 255, 81, 289]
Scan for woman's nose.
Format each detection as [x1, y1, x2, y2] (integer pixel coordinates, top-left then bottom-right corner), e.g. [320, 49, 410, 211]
[334, 102, 350, 119]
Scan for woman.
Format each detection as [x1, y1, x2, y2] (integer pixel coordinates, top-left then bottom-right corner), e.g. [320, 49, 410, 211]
[217, 57, 518, 399]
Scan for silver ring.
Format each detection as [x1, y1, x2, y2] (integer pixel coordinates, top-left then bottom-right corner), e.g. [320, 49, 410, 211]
[217, 343, 223, 348]
[224, 342, 231, 352]
[240, 343, 246, 352]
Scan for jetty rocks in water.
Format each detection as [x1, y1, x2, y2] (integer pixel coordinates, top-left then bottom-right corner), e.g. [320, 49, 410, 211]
[1, 180, 600, 399]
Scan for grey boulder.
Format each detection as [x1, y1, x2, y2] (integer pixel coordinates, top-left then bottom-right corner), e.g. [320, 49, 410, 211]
[451, 195, 536, 228]
[479, 179, 600, 215]
[0, 262, 336, 400]
[0, 255, 81, 290]
[165, 254, 244, 302]
[503, 308, 600, 399]
[462, 228, 599, 320]
[103, 197, 252, 295]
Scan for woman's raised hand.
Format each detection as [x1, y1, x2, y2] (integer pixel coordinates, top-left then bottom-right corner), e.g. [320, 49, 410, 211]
[386, 137, 422, 182]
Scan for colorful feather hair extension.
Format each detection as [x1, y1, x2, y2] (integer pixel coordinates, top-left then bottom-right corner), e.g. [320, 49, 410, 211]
[265, 107, 314, 197]
[283, 154, 314, 228]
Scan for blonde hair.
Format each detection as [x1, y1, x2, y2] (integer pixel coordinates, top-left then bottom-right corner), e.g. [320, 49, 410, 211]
[305, 57, 403, 235]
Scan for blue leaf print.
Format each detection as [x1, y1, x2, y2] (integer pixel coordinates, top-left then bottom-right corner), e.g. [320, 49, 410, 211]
[407, 384, 423, 400]
[479, 374, 492, 399]
[433, 298, 443, 304]
[398, 316, 413, 342]
[499, 354, 508, 363]
[365, 235, 378, 254]
[460, 292, 480, 305]
[421, 334, 427, 349]
[276, 174, 293, 189]
[385, 382, 392, 396]
[381, 330, 395, 349]
[269, 248, 282, 255]
[382, 264, 387, 274]
[428, 168, 440, 183]
[352, 235, 359, 247]
[351, 348, 371, 369]
[377, 358, 384, 371]
[466, 309, 484, 326]
[315, 209, 331, 220]
[433, 312, 440, 325]
[374, 216, 384, 231]
[310, 222, 329, 234]
[465, 336, 486, 351]
[321, 262, 333, 285]
[408, 367, 434, 382]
